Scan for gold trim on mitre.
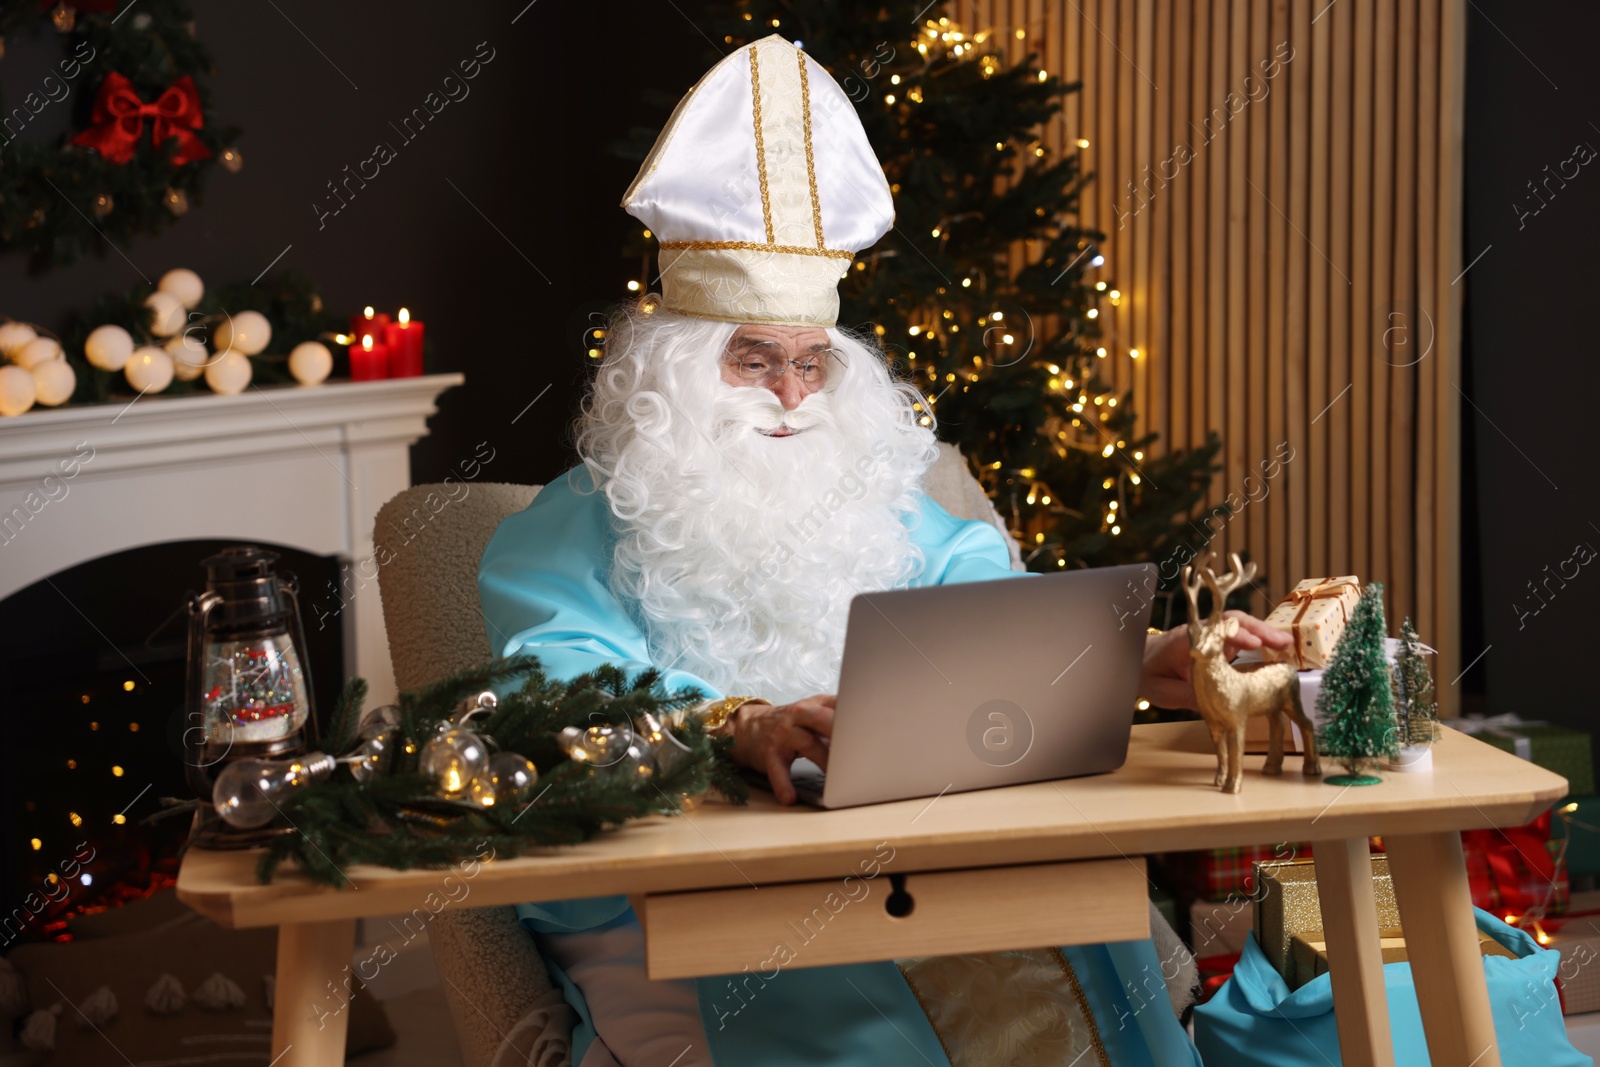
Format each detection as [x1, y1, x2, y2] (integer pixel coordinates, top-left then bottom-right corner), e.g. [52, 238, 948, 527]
[620, 35, 894, 328]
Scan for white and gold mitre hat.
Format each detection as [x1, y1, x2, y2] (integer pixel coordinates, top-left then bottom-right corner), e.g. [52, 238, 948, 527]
[622, 34, 894, 328]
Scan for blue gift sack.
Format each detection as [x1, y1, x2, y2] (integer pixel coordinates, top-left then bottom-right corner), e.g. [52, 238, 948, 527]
[1193, 908, 1592, 1066]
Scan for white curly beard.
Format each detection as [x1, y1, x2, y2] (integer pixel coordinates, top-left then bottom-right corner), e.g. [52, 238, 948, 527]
[575, 308, 939, 705]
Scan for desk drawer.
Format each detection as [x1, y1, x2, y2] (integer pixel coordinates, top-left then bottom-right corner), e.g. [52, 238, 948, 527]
[641, 857, 1148, 979]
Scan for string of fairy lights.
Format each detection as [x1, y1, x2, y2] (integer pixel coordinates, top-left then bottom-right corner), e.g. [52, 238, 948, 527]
[595, 13, 1150, 562]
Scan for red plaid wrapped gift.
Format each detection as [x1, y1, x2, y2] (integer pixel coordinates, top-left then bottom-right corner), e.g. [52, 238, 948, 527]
[1163, 843, 1310, 900]
[1462, 811, 1569, 922]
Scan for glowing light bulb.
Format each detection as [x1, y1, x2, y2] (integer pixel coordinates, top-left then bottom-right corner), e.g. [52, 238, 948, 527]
[420, 729, 491, 798]
[213, 753, 336, 829]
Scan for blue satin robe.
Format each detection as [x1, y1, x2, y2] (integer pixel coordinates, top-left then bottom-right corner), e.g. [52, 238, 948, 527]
[477, 466, 1201, 1067]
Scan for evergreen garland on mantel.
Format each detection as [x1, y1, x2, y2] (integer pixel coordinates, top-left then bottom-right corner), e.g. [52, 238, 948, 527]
[156, 656, 749, 889]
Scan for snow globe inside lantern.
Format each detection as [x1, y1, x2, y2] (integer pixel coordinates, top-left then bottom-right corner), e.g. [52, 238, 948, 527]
[183, 545, 320, 847]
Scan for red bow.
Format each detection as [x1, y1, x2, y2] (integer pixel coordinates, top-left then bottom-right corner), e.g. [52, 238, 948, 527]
[70, 72, 212, 166]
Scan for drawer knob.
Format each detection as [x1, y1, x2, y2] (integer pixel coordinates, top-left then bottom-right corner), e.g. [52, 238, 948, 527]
[885, 873, 915, 918]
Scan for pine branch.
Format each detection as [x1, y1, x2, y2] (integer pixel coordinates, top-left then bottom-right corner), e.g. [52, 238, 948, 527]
[252, 655, 746, 888]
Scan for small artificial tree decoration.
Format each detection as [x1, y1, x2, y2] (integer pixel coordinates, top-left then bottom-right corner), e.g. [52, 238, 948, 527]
[1392, 615, 1439, 751]
[1315, 582, 1400, 785]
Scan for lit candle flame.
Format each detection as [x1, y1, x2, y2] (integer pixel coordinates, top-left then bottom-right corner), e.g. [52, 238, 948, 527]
[398, 307, 411, 326]
[363, 305, 375, 318]
[362, 334, 374, 351]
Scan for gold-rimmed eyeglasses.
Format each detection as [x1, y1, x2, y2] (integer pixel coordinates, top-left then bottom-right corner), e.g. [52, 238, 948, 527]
[722, 340, 844, 394]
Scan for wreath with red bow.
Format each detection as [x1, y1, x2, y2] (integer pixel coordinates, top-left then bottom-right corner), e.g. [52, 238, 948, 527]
[0, 0, 240, 270]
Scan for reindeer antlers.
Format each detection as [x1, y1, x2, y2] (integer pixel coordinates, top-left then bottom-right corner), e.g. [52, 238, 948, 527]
[1183, 551, 1257, 622]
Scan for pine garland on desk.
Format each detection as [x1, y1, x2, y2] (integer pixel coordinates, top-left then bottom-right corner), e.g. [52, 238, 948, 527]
[158, 656, 749, 888]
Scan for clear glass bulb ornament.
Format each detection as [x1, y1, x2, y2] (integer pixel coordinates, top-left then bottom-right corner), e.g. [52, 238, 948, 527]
[446, 690, 498, 730]
[558, 723, 631, 768]
[622, 728, 658, 780]
[467, 752, 539, 807]
[636, 712, 693, 778]
[359, 703, 401, 734]
[420, 728, 489, 798]
[212, 752, 335, 828]
[346, 729, 395, 785]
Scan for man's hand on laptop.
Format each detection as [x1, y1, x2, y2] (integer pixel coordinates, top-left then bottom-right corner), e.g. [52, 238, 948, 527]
[726, 695, 835, 805]
[1137, 612, 1294, 711]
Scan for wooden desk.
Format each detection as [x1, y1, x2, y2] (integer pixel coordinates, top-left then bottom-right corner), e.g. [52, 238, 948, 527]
[177, 722, 1567, 1067]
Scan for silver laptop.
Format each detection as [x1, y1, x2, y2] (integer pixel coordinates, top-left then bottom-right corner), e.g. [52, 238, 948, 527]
[762, 563, 1157, 809]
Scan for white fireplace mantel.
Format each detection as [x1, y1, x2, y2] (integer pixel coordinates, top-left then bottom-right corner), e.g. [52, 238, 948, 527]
[0, 373, 462, 707]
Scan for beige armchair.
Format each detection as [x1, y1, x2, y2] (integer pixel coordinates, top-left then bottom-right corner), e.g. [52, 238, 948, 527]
[372, 444, 1022, 1067]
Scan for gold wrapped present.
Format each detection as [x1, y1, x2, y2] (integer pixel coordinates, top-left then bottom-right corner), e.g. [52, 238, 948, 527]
[1253, 854, 1399, 983]
[1261, 576, 1362, 668]
[1289, 925, 1516, 989]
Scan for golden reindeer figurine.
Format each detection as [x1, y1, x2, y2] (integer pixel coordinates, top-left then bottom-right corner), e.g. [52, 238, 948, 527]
[1182, 553, 1321, 793]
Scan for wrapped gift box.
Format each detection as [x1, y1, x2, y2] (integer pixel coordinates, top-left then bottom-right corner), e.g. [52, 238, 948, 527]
[1463, 822, 1570, 919]
[1554, 796, 1600, 878]
[1289, 925, 1516, 990]
[1164, 843, 1309, 901]
[1457, 717, 1595, 797]
[1550, 889, 1600, 1014]
[1260, 576, 1362, 669]
[1189, 897, 1255, 957]
[1253, 854, 1399, 983]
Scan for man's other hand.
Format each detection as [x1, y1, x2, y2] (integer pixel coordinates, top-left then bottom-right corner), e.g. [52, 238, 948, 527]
[726, 694, 835, 805]
[1137, 611, 1294, 711]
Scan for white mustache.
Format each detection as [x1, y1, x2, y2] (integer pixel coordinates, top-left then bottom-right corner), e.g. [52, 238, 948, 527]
[711, 383, 835, 435]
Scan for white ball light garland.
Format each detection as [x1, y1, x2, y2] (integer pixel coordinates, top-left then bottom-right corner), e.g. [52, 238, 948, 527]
[143, 291, 186, 338]
[31, 358, 76, 406]
[213, 310, 271, 357]
[85, 324, 135, 371]
[288, 342, 332, 385]
[203, 350, 253, 396]
[165, 333, 210, 381]
[12, 337, 62, 370]
[0, 322, 38, 359]
[125, 347, 175, 394]
[0, 365, 38, 416]
[158, 268, 205, 309]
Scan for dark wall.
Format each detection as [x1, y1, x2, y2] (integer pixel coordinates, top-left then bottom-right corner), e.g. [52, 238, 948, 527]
[1462, 2, 1598, 730]
[0, 0, 716, 487]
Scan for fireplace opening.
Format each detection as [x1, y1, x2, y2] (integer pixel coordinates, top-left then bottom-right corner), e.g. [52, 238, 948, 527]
[0, 540, 344, 945]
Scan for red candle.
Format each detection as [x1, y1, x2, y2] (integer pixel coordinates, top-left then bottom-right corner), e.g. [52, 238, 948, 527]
[349, 306, 390, 347]
[384, 307, 424, 377]
[350, 332, 388, 381]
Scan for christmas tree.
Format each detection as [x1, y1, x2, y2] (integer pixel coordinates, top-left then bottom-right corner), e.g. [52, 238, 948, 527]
[1393, 616, 1438, 749]
[612, 2, 1222, 579]
[1316, 583, 1400, 784]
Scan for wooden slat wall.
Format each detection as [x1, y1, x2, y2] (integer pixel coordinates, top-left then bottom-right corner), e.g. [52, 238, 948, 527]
[950, 0, 1465, 714]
